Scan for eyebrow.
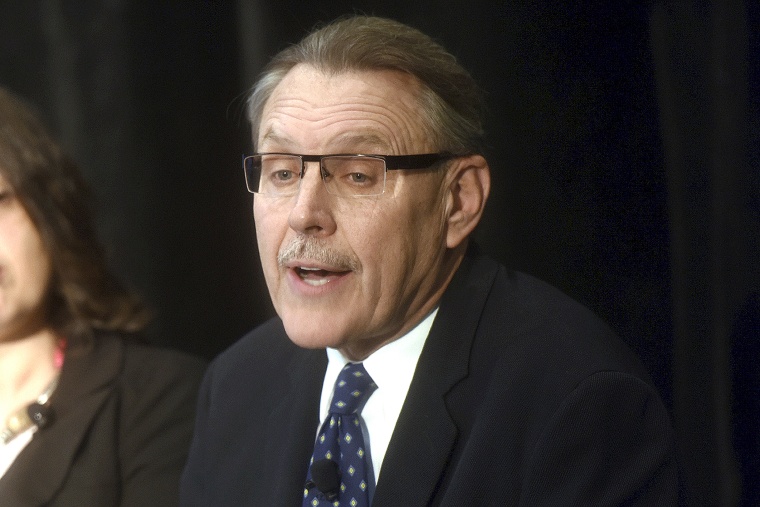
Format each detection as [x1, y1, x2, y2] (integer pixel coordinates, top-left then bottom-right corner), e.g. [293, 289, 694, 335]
[258, 130, 289, 146]
[330, 132, 387, 150]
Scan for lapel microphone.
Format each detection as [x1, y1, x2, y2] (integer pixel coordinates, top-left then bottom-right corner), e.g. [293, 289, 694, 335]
[305, 459, 341, 501]
[1, 401, 55, 444]
[27, 402, 55, 429]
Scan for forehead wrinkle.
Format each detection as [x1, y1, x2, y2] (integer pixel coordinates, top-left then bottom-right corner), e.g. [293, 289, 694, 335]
[263, 111, 408, 153]
[329, 132, 387, 152]
[260, 69, 431, 153]
[260, 129, 388, 154]
[261, 117, 390, 153]
[346, 100, 429, 152]
[311, 100, 427, 154]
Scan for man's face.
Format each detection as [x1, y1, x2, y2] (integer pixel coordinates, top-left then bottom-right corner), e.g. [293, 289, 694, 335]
[253, 64, 454, 360]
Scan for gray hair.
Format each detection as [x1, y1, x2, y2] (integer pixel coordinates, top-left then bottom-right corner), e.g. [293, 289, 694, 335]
[247, 16, 485, 154]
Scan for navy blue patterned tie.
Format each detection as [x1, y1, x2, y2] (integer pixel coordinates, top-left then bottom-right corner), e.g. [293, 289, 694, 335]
[303, 362, 377, 507]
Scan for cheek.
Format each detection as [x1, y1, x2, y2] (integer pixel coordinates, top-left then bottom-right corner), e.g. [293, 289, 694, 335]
[254, 201, 281, 246]
[21, 235, 53, 298]
[36, 257, 53, 296]
[253, 208, 283, 277]
[353, 212, 419, 281]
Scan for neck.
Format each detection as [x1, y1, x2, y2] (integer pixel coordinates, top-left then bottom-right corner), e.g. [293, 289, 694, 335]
[0, 329, 59, 424]
[338, 243, 467, 361]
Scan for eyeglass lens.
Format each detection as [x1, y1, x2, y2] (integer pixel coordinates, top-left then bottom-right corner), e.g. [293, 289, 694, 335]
[245, 154, 387, 197]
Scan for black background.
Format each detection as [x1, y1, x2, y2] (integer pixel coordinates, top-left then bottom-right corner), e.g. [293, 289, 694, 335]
[1, 1, 757, 504]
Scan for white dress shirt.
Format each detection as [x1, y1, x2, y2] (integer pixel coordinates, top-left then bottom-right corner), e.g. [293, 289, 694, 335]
[319, 308, 438, 485]
[0, 427, 35, 479]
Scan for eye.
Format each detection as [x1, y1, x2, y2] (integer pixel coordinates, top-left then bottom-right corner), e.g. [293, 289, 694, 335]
[273, 170, 296, 182]
[262, 157, 300, 187]
[320, 156, 385, 196]
[329, 159, 379, 186]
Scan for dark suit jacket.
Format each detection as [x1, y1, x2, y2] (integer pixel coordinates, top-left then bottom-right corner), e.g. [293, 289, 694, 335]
[181, 251, 678, 506]
[0, 334, 206, 507]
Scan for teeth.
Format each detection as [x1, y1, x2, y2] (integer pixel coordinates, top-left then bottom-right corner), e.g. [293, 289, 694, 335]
[296, 266, 331, 286]
[303, 278, 330, 287]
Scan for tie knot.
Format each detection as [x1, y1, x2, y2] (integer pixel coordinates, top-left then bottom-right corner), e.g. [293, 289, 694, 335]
[330, 362, 376, 415]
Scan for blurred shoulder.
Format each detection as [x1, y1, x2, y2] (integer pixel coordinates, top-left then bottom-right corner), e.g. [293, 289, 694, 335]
[456, 250, 651, 379]
[96, 333, 207, 388]
[210, 317, 298, 371]
[202, 316, 322, 391]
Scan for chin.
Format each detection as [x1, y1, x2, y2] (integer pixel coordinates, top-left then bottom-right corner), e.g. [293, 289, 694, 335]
[281, 316, 343, 351]
[284, 329, 342, 351]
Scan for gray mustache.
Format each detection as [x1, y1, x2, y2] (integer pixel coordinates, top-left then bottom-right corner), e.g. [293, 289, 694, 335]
[277, 237, 360, 272]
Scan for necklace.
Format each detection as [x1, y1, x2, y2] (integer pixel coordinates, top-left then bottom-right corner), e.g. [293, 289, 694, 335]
[1, 338, 65, 445]
[0, 375, 59, 445]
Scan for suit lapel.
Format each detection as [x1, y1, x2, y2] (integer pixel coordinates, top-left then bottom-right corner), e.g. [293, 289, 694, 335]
[372, 251, 498, 506]
[261, 343, 327, 505]
[0, 336, 123, 505]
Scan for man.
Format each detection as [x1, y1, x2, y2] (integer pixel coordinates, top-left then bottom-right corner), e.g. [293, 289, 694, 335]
[181, 15, 678, 506]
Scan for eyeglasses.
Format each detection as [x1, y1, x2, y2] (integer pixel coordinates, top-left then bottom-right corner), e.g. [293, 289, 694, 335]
[243, 152, 455, 197]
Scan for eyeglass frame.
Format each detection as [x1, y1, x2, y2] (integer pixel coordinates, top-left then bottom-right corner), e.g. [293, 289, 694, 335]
[243, 152, 457, 197]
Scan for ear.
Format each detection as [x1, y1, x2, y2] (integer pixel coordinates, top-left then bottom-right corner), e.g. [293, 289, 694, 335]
[444, 154, 491, 249]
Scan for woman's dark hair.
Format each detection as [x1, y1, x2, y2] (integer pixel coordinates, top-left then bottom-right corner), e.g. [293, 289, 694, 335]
[0, 87, 149, 345]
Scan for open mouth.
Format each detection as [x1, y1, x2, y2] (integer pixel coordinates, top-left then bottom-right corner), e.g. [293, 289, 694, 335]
[295, 266, 349, 286]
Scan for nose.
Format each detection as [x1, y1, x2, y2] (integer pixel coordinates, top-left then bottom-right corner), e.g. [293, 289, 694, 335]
[287, 161, 336, 236]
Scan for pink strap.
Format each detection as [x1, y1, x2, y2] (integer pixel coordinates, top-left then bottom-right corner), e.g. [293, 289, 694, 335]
[53, 338, 67, 369]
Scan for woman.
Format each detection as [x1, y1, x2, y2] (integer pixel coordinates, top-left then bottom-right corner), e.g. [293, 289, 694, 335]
[0, 87, 206, 506]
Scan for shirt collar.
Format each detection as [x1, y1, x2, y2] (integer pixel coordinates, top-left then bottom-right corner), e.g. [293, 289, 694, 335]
[322, 307, 438, 417]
